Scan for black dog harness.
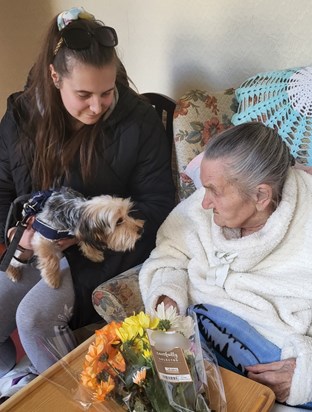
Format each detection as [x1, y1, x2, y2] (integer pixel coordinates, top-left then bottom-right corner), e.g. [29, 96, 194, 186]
[32, 218, 72, 240]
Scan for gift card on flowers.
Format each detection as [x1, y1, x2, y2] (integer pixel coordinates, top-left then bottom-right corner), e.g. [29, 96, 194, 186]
[146, 329, 192, 383]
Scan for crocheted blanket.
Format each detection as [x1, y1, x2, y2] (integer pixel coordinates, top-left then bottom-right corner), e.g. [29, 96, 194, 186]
[232, 66, 312, 165]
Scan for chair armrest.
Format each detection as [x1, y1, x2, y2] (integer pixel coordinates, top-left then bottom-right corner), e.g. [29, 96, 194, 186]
[92, 264, 144, 323]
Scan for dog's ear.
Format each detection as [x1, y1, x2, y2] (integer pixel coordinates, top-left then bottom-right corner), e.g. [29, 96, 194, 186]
[75, 217, 110, 247]
[74, 201, 114, 248]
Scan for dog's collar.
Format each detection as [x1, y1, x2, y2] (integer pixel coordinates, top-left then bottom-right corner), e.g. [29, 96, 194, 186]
[32, 218, 74, 240]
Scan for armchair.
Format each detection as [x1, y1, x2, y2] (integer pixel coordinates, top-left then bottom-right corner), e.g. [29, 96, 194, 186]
[92, 88, 237, 322]
[93, 65, 312, 323]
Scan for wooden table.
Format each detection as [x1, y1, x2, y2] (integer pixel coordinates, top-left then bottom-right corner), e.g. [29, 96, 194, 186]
[0, 335, 275, 412]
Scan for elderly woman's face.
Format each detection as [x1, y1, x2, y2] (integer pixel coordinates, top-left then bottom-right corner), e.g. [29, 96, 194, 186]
[200, 158, 258, 229]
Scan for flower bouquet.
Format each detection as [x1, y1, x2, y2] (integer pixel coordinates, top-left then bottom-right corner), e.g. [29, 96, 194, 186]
[79, 304, 226, 412]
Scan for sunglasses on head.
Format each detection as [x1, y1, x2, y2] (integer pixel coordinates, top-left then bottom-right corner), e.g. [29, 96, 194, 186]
[54, 26, 118, 55]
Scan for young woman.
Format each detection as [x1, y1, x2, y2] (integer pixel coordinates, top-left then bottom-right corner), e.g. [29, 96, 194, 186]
[140, 122, 312, 408]
[0, 7, 175, 376]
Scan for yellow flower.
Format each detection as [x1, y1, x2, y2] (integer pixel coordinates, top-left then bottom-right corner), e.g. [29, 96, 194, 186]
[118, 312, 159, 343]
[133, 335, 150, 353]
[143, 348, 152, 359]
[132, 368, 147, 386]
[116, 322, 139, 342]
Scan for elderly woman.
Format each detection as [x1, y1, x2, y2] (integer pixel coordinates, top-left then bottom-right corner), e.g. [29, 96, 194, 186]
[139, 122, 312, 408]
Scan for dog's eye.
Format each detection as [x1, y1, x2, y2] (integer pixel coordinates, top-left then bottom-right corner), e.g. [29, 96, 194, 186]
[116, 218, 124, 225]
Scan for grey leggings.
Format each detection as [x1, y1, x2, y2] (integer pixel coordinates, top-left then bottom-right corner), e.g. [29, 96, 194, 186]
[0, 257, 77, 377]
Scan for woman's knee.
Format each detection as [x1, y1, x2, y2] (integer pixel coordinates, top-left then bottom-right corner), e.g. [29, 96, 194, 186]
[16, 263, 75, 335]
[16, 298, 44, 334]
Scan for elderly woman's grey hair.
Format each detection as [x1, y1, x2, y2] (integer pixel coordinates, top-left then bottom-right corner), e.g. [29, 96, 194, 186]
[203, 122, 295, 207]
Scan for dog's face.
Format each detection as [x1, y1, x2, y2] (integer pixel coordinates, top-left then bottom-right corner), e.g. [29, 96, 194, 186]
[75, 196, 144, 252]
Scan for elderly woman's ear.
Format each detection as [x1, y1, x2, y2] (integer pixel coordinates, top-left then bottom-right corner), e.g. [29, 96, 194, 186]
[254, 184, 273, 211]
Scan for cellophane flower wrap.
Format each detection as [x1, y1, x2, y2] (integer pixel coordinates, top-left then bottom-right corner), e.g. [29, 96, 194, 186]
[79, 303, 226, 412]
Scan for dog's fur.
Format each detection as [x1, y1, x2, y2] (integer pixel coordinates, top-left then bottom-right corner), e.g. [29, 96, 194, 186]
[6, 187, 144, 288]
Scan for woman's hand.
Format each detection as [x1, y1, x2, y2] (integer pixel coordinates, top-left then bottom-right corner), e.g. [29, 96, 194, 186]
[156, 295, 179, 313]
[245, 358, 296, 403]
[8, 216, 77, 253]
[8, 216, 36, 250]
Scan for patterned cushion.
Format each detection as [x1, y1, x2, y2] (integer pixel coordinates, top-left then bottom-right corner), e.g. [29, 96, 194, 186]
[173, 88, 237, 200]
[232, 66, 312, 165]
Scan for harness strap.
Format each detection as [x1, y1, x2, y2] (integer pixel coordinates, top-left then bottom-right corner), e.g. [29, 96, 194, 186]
[0, 222, 28, 272]
[4, 194, 32, 248]
[0, 190, 54, 272]
[32, 218, 73, 240]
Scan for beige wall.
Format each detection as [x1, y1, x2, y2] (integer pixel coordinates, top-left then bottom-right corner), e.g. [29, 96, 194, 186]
[0, 1, 53, 116]
[1, 0, 312, 116]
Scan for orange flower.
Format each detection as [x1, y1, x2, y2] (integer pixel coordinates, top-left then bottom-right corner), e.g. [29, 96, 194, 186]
[80, 367, 97, 389]
[95, 321, 122, 344]
[94, 323, 126, 376]
[81, 321, 125, 398]
[133, 368, 147, 386]
[93, 375, 115, 402]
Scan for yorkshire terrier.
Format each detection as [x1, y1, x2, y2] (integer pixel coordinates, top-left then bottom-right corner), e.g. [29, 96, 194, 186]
[6, 187, 144, 288]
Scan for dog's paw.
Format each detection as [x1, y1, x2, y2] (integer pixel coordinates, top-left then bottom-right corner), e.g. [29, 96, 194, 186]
[6, 265, 23, 282]
[88, 249, 105, 262]
[46, 277, 60, 289]
[40, 270, 60, 289]
[39, 268, 61, 289]
[79, 243, 104, 262]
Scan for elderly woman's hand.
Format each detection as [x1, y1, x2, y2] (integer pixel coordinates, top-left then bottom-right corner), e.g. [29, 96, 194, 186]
[245, 358, 296, 403]
[156, 295, 179, 313]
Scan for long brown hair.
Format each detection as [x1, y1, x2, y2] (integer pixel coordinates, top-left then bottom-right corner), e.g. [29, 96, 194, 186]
[16, 15, 129, 190]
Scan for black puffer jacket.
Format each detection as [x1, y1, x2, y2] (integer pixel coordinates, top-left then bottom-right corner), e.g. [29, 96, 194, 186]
[0, 84, 176, 328]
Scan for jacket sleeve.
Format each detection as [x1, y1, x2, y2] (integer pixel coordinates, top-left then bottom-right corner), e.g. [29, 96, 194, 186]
[128, 105, 176, 239]
[281, 334, 312, 405]
[108, 106, 175, 268]
[0, 94, 31, 243]
[139, 200, 193, 314]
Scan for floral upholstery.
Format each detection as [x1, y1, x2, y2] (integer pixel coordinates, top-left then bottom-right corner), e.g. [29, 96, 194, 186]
[173, 88, 237, 200]
[92, 264, 144, 322]
[92, 88, 238, 323]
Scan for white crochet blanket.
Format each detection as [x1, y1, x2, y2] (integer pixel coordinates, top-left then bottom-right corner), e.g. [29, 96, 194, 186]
[140, 168, 312, 405]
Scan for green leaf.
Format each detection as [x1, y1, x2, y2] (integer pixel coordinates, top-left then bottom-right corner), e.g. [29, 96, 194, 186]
[186, 131, 202, 144]
[190, 121, 204, 132]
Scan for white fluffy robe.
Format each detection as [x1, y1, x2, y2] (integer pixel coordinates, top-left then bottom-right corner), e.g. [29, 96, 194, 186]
[139, 169, 312, 405]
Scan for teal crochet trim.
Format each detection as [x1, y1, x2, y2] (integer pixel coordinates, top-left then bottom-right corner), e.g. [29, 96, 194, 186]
[232, 67, 312, 165]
